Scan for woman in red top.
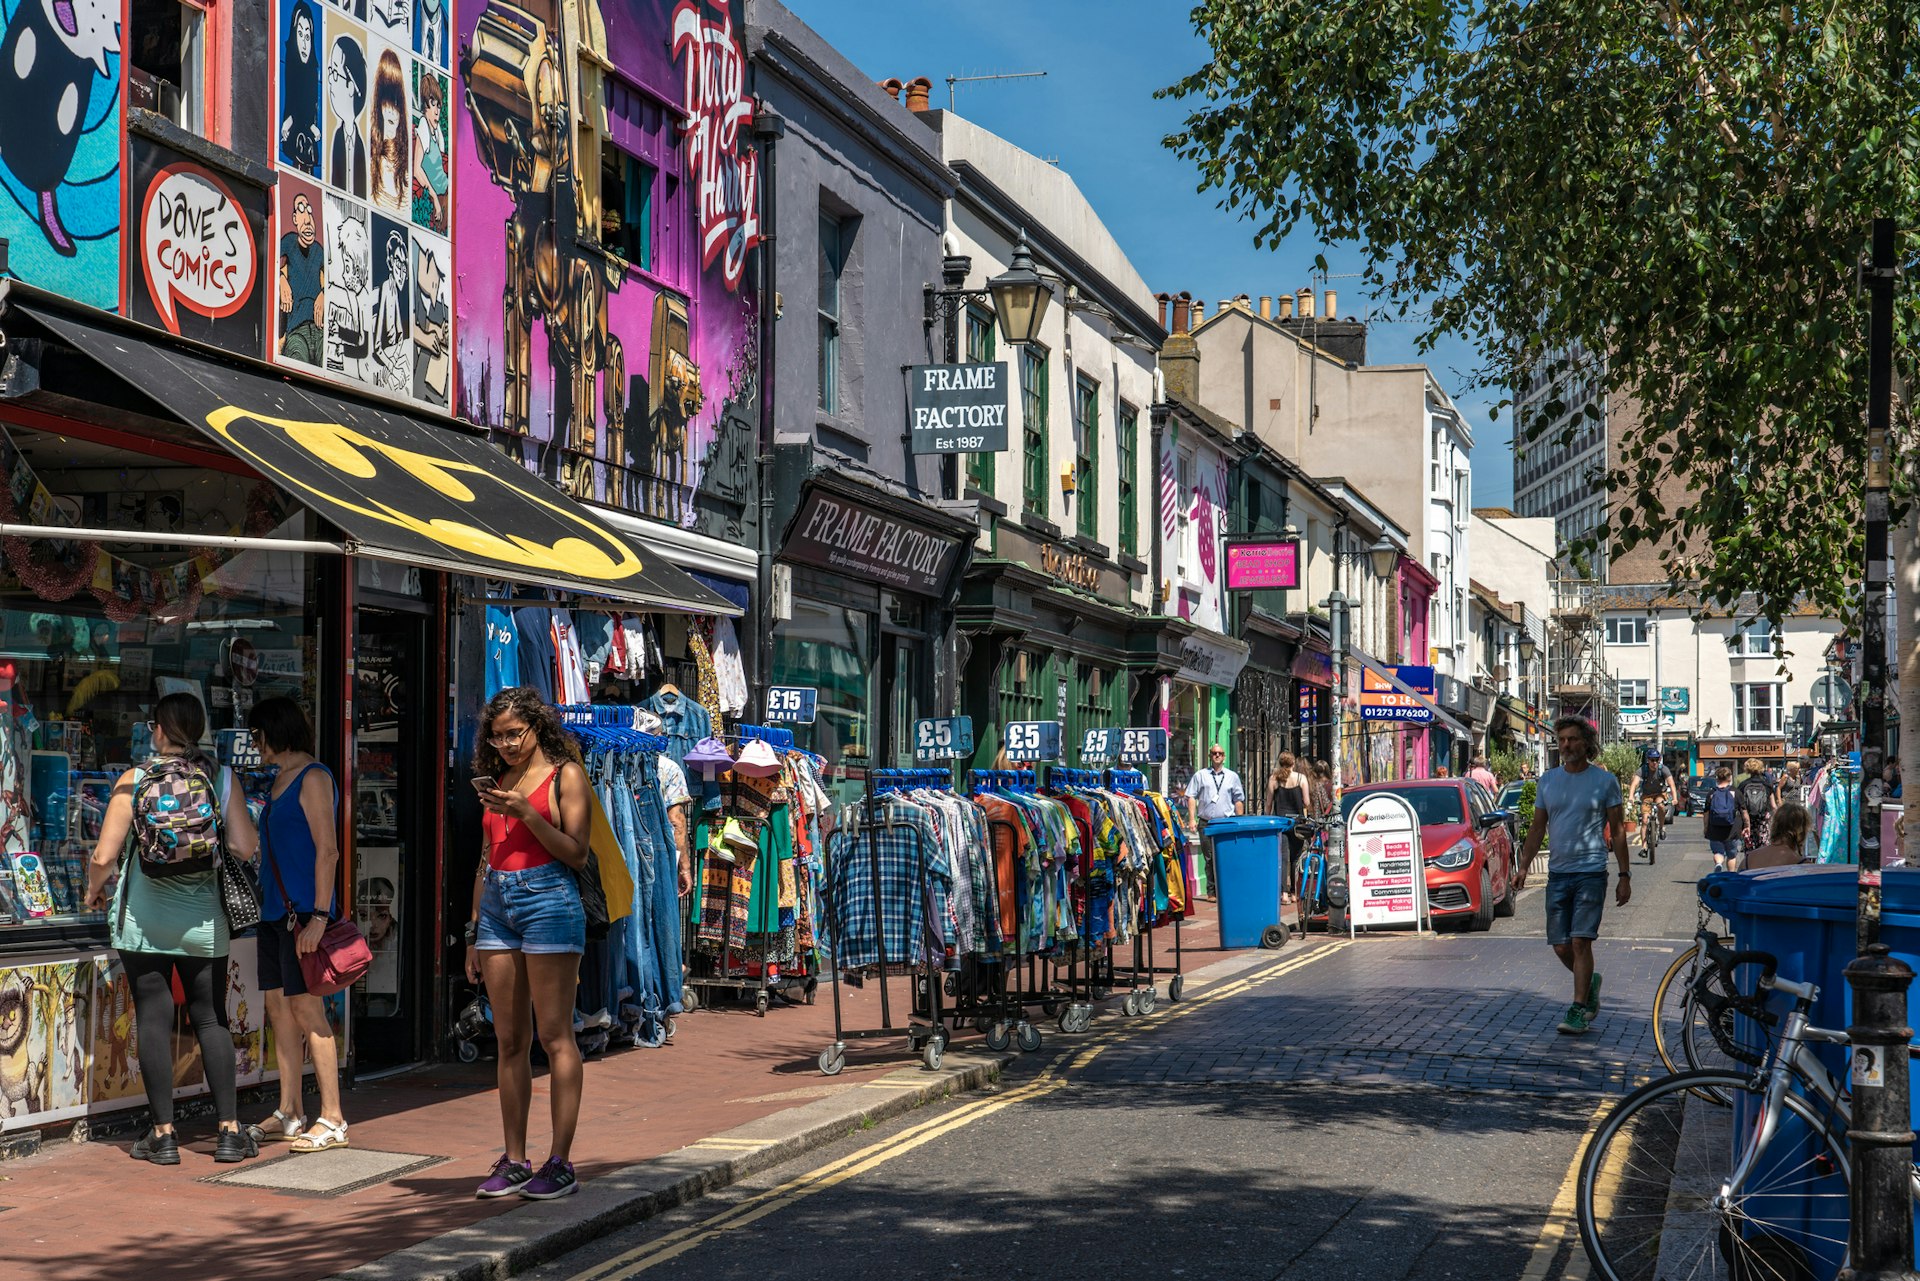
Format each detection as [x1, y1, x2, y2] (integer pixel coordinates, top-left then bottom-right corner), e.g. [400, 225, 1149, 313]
[463, 687, 592, 1200]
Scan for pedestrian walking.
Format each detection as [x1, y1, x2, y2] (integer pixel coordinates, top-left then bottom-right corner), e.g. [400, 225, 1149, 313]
[466, 687, 593, 1200]
[1267, 753, 1310, 905]
[247, 696, 350, 1153]
[1309, 759, 1335, 817]
[1518, 716, 1630, 1036]
[1736, 756, 1775, 861]
[1703, 765, 1746, 871]
[1742, 802, 1811, 870]
[1185, 744, 1245, 897]
[82, 692, 261, 1165]
[1466, 754, 1498, 795]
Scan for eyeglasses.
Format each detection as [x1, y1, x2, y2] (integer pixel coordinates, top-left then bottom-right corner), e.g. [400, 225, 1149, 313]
[487, 727, 529, 748]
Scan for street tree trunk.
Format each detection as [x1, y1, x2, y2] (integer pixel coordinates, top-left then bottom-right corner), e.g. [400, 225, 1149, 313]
[1901, 507, 1920, 864]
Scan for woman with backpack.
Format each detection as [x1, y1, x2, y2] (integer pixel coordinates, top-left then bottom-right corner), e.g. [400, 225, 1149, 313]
[247, 696, 349, 1154]
[1735, 758, 1775, 862]
[82, 691, 260, 1165]
[1703, 764, 1749, 871]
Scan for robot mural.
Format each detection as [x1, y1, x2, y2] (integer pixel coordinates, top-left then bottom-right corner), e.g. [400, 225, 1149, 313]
[460, 0, 627, 501]
[455, 0, 758, 524]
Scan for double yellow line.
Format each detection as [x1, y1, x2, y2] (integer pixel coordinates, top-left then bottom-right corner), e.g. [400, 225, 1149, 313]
[568, 940, 1350, 1281]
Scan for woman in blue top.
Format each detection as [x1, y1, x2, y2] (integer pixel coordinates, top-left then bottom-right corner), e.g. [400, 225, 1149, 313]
[83, 692, 259, 1165]
[246, 697, 349, 1154]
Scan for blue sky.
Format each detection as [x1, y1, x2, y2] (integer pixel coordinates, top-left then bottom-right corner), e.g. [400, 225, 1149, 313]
[782, 0, 1516, 507]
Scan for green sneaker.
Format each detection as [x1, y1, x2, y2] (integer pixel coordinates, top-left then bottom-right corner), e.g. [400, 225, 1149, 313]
[1557, 1003, 1592, 1035]
[1587, 972, 1603, 1015]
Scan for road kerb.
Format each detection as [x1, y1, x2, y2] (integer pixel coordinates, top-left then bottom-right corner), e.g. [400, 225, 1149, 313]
[328, 945, 1304, 1281]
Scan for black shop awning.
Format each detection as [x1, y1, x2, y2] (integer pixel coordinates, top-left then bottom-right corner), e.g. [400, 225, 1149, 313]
[17, 303, 738, 615]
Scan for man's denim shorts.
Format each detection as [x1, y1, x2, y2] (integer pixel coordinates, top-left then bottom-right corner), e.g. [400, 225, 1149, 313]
[477, 863, 586, 955]
[1544, 871, 1609, 946]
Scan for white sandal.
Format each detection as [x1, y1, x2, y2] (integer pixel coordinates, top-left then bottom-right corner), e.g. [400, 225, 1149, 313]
[290, 1118, 349, 1153]
[248, 1109, 306, 1143]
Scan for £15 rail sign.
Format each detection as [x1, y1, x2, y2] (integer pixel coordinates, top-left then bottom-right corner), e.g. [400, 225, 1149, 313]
[908, 363, 1010, 454]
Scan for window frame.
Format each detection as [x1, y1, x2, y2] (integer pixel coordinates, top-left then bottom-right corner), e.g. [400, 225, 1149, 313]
[1020, 345, 1049, 515]
[1116, 401, 1139, 558]
[1726, 620, 1776, 657]
[1074, 373, 1099, 540]
[1732, 681, 1785, 734]
[132, 0, 224, 143]
[817, 212, 847, 414]
[964, 304, 996, 495]
[1617, 678, 1650, 709]
[598, 145, 656, 270]
[1604, 615, 1649, 646]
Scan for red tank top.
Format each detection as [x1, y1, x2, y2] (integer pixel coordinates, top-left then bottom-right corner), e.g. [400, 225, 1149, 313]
[484, 769, 560, 870]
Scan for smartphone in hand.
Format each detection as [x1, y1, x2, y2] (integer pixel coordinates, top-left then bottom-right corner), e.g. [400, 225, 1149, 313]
[471, 775, 499, 794]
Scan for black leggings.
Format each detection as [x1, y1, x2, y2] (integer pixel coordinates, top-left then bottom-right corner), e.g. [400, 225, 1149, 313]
[119, 951, 235, 1126]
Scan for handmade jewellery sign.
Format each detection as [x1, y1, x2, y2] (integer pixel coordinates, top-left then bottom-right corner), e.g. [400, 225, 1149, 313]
[1345, 791, 1429, 933]
[1003, 720, 1062, 761]
[908, 362, 1010, 454]
[764, 686, 817, 724]
[913, 716, 974, 762]
[1223, 537, 1301, 591]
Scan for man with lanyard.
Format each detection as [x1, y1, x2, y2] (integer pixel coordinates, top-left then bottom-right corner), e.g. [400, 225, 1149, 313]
[1520, 717, 1631, 1035]
[1185, 744, 1245, 897]
[1627, 747, 1676, 847]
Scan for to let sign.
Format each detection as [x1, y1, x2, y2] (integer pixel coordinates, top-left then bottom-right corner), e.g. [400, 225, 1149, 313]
[908, 362, 1010, 454]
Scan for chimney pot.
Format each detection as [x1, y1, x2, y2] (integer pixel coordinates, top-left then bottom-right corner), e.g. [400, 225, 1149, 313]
[1156, 292, 1171, 329]
[1325, 288, 1338, 319]
[1277, 295, 1294, 319]
[1258, 295, 1273, 320]
[904, 76, 932, 112]
[1295, 288, 1315, 319]
[878, 77, 903, 102]
[1193, 301, 1206, 324]
[1171, 294, 1191, 334]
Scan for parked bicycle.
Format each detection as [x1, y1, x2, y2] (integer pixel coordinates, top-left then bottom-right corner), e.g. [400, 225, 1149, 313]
[1649, 908, 1746, 1096]
[1581, 937, 1920, 1281]
[1289, 814, 1349, 937]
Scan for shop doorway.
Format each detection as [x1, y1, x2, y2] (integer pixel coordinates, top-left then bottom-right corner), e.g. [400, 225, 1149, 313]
[351, 608, 433, 1072]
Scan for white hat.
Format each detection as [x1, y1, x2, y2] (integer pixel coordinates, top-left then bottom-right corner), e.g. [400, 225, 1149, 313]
[734, 738, 782, 778]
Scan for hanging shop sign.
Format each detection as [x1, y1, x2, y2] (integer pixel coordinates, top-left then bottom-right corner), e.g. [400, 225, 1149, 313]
[1660, 687, 1690, 713]
[781, 486, 968, 598]
[913, 715, 974, 762]
[1223, 537, 1301, 591]
[1292, 646, 1334, 685]
[1358, 666, 1434, 723]
[1345, 791, 1429, 932]
[1175, 632, 1251, 689]
[127, 141, 269, 354]
[907, 362, 1010, 454]
[1082, 727, 1168, 764]
[1003, 720, 1062, 761]
[765, 686, 818, 724]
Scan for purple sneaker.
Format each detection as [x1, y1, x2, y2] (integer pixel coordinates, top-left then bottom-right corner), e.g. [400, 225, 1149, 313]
[475, 1155, 533, 1198]
[520, 1156, 578, 1200]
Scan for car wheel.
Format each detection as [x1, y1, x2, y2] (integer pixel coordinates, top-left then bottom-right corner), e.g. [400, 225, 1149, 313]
[1468, 865, 1495, 932]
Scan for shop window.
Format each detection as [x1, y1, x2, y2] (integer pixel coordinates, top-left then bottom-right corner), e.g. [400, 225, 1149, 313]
[0, 428, 319, 940]
[965, 305, 996, 495]
[1117, 402, 1139, 557]
[773, 600, 871, 806]
[1021, 346, 1049, 515]
[600, 147, 655, 270]
[999, 646, 1050, 730]
[1068, 661, 1112, 763]
[131, 0, 211, 138]
[818, 212, 849, 414]
[1074, 375, 1099, 540]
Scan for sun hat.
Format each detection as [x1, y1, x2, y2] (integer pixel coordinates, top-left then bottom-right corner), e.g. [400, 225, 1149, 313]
[684, 736, 734, 775]
[733, 738, 782, 778]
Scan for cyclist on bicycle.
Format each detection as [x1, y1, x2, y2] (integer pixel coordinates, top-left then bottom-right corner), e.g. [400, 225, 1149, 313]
[1626, 748, 1675, 862]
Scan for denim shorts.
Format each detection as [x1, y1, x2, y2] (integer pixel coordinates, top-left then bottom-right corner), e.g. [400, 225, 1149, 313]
[1709, 837, 1744, 862]
[477, 863, 586, 955]
[1544, 872, 1609, 946]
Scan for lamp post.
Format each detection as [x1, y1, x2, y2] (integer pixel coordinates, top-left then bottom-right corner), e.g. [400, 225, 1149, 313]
[1322, 532, 1401, 807]
[1517, 632, 1539, 769]
[922, 231, 1054, 502]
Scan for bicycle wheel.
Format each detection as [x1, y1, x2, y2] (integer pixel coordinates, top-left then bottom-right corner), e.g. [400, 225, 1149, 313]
[1579, 1069, 1850, 1281]
[1650, 944, 1701, 1077]
[1681, 948, 1764, 1093]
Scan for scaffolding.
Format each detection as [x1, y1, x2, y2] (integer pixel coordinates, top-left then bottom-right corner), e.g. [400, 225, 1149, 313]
[1549, 576, 1620, 743]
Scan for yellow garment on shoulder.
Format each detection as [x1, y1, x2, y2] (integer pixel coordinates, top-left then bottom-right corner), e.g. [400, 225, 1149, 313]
[585, 787, 635, 923]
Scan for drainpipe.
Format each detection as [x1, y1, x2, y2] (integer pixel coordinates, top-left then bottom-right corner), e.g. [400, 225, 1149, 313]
[751, 104, 786, 720]
[1151, 398, 1170, 793]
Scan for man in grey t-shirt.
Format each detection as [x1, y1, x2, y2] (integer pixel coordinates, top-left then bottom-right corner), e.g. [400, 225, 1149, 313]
[1520, 717, 1631, 1036]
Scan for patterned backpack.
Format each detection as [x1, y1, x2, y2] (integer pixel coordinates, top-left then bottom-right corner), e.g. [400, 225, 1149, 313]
[132, 757, 223, 878]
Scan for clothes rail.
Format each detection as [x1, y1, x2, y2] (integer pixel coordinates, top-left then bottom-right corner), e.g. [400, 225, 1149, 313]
[874, 768, 951, 793]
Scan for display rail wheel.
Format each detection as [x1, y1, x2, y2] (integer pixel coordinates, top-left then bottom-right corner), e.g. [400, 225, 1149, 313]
[922, 1041, 944, 1072]
[818, 1043, 846, 1076]
[1168, 975, 1185, 1002]
[1015, 1022, 1043, 1053]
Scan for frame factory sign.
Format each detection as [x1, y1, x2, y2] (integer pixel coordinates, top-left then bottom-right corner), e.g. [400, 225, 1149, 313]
[781, 486, 968, 597]
[908, 362, 1010, 454]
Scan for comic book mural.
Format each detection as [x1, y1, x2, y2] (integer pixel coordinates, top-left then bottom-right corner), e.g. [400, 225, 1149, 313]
[0, 0, 122, 311]
[269, 0, 455, 409]
[454, 0, 758, 536]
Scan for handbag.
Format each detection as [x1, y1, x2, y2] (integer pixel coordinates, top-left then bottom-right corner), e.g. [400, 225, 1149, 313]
[213, 768, 261, 935]
[262, 784, 372, 997]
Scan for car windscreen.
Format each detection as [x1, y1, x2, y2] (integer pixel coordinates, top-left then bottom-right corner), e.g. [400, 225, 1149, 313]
[1341, 787, 1466, 826]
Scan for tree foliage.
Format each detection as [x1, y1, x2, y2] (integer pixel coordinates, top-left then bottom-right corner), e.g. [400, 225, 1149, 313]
[1161, 0, 1919, 622]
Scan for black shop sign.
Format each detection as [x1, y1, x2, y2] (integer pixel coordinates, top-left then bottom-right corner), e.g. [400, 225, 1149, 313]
[781, 487, 968, 597]
[908, 362, 1010, 454]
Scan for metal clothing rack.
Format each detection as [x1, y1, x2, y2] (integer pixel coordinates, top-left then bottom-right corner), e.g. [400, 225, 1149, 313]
[818, 779, 948, 1075]
[955, 767, 1073, 1052]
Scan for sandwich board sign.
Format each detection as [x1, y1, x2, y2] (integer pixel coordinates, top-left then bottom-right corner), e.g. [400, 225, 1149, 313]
[1344, 791, 1430, 935]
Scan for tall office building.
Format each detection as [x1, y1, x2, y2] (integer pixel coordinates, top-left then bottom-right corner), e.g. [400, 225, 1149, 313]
[1511, 341, 1610, 570]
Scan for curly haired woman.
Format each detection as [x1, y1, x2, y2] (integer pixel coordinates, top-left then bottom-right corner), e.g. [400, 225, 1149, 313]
[464, 687, 592, 1200]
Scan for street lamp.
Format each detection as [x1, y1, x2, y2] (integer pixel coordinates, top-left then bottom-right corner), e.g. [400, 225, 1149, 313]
[985, 232, 1052, 346]
[1321, 532, 1404, 807]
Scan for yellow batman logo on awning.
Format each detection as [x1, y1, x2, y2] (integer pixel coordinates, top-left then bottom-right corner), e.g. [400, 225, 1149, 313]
[203, 406, 644, 582]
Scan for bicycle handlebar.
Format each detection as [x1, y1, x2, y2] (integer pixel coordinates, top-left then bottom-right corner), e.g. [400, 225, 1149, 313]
[1694, 931, 1782, 1067]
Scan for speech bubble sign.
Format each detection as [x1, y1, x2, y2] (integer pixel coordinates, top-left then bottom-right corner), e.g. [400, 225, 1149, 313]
[141, 163, 257, 336]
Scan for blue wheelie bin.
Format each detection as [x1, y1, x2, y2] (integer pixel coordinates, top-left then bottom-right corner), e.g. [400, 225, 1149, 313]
[1701, 865, 1920, 1278]
[1206, 815, 1294, 949]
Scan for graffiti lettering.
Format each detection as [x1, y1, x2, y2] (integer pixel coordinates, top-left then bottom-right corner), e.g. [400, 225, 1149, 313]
[672, 1, 759, 291]
[141, 164, 257, 335]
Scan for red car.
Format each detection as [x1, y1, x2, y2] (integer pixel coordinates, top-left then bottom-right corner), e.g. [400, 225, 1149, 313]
[1339, 778, 1524, 931]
